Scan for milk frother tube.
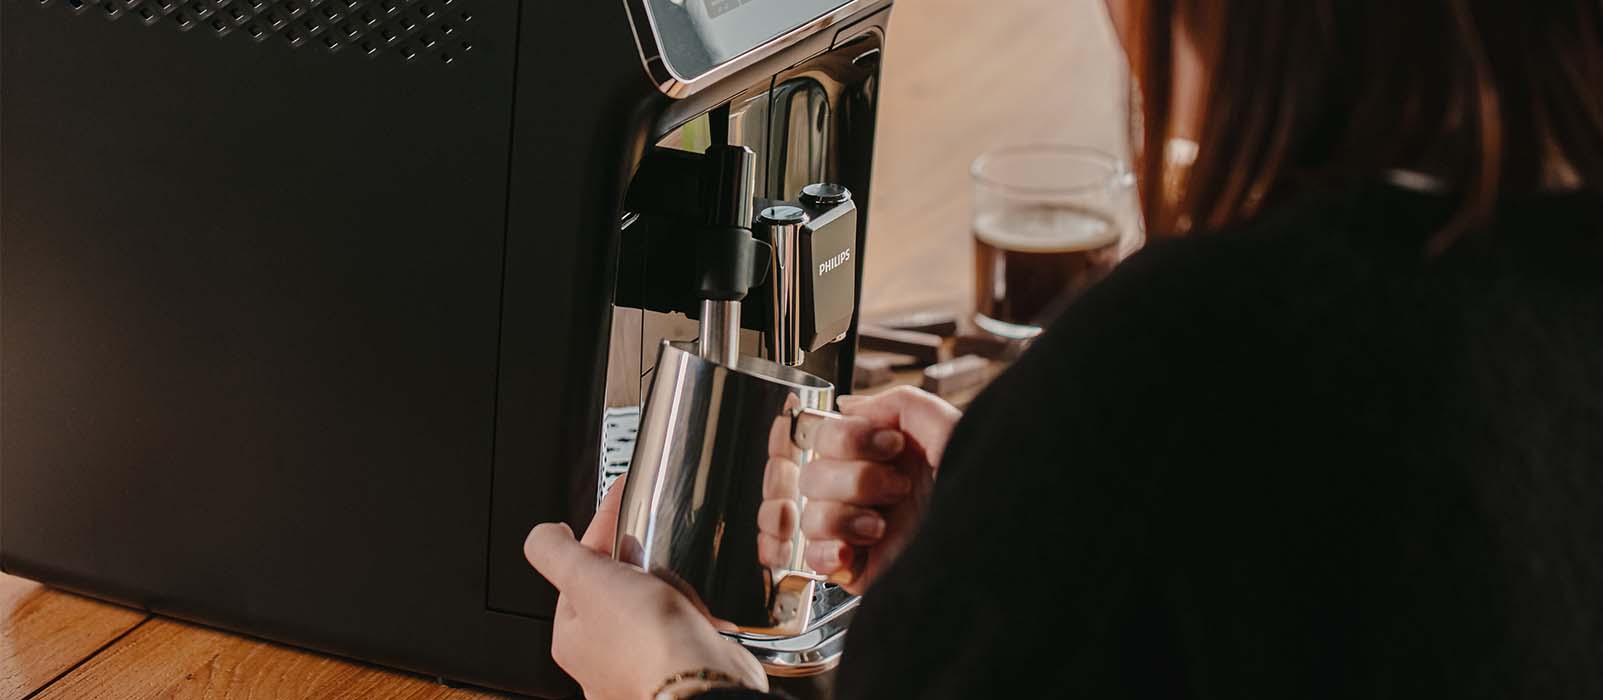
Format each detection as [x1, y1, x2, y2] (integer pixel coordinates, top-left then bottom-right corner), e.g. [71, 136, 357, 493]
[758, 205, 810, 367]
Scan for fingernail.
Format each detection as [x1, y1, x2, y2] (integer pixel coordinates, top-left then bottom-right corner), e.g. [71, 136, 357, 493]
[871, 430, 904, 455]
[534, 522, 573, 540]
[818, 548, 841, 567]
[836, 395, 865, 407]
[852, 514, 885, 538]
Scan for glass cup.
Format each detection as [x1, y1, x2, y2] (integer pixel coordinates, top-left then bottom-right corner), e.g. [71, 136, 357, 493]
[971, 145, 1136, 339]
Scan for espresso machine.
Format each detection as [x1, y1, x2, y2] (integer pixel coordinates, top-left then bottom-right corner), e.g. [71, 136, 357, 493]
[0, 0, 891, 696]
[609, 139, 868, 675]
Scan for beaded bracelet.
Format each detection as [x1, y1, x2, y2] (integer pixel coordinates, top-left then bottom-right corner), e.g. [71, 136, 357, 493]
[651, 669, 747, 700]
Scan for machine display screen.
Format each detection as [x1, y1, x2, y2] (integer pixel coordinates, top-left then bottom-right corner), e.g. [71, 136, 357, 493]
[645, 0, 856, 81]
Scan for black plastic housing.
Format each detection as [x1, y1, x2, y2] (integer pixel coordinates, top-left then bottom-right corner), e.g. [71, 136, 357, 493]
[798, 195, 860, 350]
[0, 0, 894, 696]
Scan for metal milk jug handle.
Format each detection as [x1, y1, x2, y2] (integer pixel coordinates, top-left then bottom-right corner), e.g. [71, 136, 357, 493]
[766, 407, 865, 590]
[789, 406, 887, 590]
[789, 406, 842, 452]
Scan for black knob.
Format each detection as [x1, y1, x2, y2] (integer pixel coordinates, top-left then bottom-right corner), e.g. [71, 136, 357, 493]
[800, 183, 852, 207]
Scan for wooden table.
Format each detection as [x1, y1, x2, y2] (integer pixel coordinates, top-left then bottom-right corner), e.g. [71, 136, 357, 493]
[1, 1, 1122, 697]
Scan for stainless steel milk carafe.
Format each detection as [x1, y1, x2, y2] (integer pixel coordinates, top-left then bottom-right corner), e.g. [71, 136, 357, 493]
[614, 341, 854, 674]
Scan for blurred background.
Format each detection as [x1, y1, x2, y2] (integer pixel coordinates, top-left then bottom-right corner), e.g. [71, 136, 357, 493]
[864, 0, 1128, 317]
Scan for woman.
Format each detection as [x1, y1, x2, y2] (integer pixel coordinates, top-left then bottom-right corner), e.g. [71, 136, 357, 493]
[527, 1, 1603, 698]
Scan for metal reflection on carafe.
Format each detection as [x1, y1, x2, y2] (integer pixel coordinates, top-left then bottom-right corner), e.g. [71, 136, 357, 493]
[615, 342, 834, 636]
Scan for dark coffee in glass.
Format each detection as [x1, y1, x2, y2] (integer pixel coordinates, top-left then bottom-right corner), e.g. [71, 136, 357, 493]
[973, 203, 1121, 332]
[970, 146, 1134, 339]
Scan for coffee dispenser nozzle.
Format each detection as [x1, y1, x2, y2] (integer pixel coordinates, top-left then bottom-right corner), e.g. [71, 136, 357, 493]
[695, 145, 766, 366]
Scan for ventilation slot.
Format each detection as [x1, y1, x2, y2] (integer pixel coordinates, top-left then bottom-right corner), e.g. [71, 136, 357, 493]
[22, 0, 482, 66]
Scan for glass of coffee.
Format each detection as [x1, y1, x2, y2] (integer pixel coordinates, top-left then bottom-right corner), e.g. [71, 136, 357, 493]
[971, 145, 1135, 339]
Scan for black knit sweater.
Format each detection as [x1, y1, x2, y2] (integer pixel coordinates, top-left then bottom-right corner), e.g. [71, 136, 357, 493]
[705, 182, 1603, 699]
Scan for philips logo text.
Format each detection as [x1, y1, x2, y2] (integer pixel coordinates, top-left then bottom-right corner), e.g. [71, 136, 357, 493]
[818, 249, 851, 276]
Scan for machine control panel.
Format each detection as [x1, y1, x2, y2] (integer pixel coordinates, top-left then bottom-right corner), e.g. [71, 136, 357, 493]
[638, 0, 858, 81]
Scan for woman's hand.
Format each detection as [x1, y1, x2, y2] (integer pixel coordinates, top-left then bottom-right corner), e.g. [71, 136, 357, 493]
[524, 480, 767, 700]
[763, 386, 962, 594]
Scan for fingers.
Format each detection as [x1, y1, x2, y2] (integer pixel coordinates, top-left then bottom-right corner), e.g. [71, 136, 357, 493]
[800, 459, 911, 505]
[582, 474, 627, 554]
[762, 457, 800, 500]
[757, 532, 795, 569]
[801, 501, 886, 545]
[772, 405, 905, 462]
[525, 523, 620, 604]
[804, 539, 856, 575]
[759, 457, 801, 542]
[837, 386, 962, 466]
[757, 498, 799, 539]
[805, 414, 905, 462]
[768, 414, 797, 459]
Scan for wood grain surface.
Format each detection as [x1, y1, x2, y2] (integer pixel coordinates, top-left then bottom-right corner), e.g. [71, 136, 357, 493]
[31, 618, 506, 700]
[0, 575, 147, 700]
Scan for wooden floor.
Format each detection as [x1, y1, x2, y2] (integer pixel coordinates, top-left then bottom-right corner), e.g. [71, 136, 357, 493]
[1, 1, 1123, 698]
[1, 574, 502, 700]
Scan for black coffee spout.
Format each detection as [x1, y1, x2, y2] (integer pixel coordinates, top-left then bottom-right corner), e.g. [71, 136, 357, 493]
[695, 146, 768, 303]
[694, 145, 769, 363]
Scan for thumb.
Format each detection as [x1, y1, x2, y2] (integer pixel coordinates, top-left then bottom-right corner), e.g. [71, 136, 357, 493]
[525, 522, 615, 602]
[581, 474, 627, 554]
[838, 387, 962, 466]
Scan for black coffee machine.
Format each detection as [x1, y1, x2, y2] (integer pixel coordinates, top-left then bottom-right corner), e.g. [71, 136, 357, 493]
[0, 0, 891, 696]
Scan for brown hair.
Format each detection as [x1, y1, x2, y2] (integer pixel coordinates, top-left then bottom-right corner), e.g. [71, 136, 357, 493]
[1127, 1, 1603, 245]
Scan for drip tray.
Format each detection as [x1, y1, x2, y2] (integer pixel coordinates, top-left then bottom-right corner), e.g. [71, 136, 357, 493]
[598, 406, 639, 509]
